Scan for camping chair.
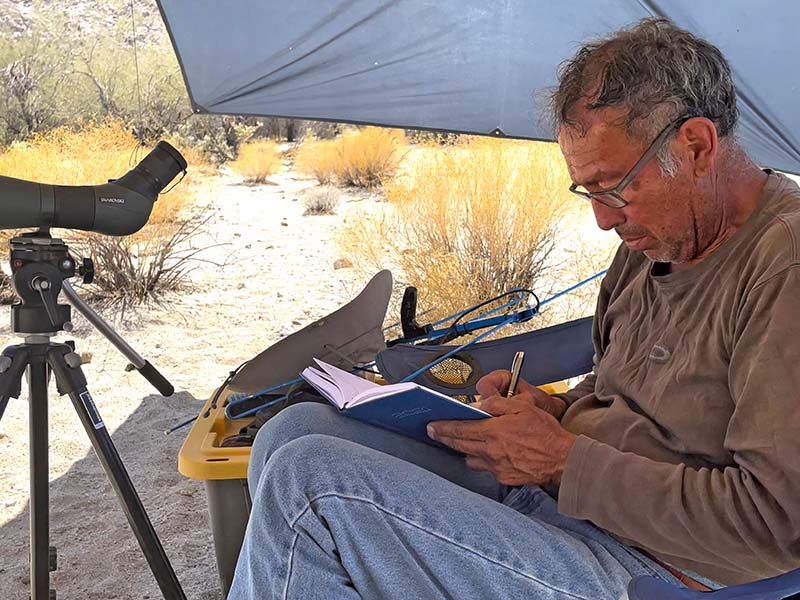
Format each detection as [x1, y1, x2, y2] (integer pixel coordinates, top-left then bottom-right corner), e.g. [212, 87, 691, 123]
[626, 568, 800, 599]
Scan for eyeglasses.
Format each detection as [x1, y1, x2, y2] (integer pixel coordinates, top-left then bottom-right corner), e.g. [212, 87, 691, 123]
[568, 115, 693, 209]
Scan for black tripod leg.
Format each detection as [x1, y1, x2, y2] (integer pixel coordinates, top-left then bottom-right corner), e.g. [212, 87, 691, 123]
[0, 345, 55, 599]
[28, 350, 52, 600]
[47, 346, 186, 600]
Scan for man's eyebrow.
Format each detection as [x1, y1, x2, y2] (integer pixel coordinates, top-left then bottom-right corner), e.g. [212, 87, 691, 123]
[574, 169, 617, 187]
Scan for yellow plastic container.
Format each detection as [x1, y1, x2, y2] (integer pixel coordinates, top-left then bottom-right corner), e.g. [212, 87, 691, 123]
[179, 389, 251, 481]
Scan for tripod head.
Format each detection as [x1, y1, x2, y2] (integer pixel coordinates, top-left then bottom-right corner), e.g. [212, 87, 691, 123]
[9, 230, 92, 335]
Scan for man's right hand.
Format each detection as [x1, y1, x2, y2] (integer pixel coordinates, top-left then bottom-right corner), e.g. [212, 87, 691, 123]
[475, 370, 567, 420]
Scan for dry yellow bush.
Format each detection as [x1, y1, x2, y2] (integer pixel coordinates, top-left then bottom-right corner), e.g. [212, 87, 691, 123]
[296, 127, 405, 188]
[295, 139, 340, 185]
[336, 127, 405, 188]
[230, 139, 281, 184]
[339, 137, 583, 325]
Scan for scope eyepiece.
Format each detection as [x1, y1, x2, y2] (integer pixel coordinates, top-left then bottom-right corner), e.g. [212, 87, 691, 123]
[0, 141, 187, 236]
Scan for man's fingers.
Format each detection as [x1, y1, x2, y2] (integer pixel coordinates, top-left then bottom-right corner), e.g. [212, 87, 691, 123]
[476, 370, 511, 398]
[427, 419, 488, 442]
[477, 395, 528, 416]
[432, 434, 487, 456]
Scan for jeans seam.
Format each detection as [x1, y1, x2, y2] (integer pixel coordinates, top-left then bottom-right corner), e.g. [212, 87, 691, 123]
[290, 491, 600, 600]
[283, 532, 300, 600]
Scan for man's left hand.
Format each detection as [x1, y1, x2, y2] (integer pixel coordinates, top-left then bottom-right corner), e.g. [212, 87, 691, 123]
[427, 394, 577, 487]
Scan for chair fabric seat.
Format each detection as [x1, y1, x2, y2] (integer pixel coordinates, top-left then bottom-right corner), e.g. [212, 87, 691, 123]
[627, 568, 800, 599]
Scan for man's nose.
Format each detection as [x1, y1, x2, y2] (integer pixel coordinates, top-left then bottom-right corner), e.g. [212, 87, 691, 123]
[591, 199, 626, 231]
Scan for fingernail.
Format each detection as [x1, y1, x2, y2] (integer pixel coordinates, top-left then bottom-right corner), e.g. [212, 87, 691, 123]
[426, 425, 436, 438]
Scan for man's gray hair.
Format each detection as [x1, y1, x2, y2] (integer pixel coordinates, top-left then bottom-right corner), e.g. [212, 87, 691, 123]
[550, 19, 739, 175]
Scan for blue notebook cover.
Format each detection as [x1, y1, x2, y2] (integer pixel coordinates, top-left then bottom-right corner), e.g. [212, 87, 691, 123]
[343, 387, 489, 446]
[300, 359, 489, 447]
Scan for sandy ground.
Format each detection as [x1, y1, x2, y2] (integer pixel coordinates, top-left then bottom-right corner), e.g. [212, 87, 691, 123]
[0, 160, 380, 599]
[0, 152, 613, 599]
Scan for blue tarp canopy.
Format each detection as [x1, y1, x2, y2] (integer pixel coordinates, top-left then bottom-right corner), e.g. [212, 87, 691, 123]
[156, 1, 800, 174]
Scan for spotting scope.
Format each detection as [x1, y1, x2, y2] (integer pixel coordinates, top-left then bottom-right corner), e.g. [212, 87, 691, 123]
[0, 141, 187, 236]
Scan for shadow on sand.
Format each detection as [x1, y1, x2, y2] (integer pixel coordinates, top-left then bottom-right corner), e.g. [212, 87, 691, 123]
[0, 391, 224, 600]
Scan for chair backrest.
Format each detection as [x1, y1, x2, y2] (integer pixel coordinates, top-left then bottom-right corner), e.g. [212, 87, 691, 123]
[376, 316, 594, 396]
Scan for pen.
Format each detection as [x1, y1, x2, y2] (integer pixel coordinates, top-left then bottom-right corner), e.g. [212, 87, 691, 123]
[506, 351, 525, 398]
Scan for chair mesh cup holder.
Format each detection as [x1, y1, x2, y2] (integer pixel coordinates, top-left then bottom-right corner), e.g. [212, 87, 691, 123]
[422, 352, 482, 403]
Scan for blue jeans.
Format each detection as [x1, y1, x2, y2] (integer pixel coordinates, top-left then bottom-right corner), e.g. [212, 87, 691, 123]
[228, 403, 683, 599]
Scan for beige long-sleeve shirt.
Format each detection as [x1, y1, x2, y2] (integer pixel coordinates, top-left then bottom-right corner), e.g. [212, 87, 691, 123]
[557, 171, 800, 585]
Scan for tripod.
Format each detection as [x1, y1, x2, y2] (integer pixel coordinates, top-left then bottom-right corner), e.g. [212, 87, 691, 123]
[0, 231, 186, 599]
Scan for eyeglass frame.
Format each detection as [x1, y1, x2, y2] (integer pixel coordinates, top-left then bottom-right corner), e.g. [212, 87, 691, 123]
[568, 114, 694, 209]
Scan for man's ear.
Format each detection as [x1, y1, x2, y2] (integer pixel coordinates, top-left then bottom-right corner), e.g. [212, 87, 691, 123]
[678, 117, 718, 177]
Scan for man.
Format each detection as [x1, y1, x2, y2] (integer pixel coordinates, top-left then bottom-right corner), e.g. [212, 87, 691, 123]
[229, 19, 800, 599]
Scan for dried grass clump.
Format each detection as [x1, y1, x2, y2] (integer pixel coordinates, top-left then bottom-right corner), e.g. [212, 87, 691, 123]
[295, 139, 339, 185]
[68, 214, 212, 312]
[230, 139, 281, 184]
[336, 127, 405, 188]
[338, 137, 576, 323]
[296, 127, 405, 188]
[303, 186, 339, 215]
[0, 120, 209, 308]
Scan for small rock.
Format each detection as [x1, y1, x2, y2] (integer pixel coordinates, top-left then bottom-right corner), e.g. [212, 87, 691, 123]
[281, 220, 289, 227]
[179, 488, 194, 497]
[79, 351, 93, 364]
[334, 258, 353, 270]
[234, 233, 241, 238]
[236, 283, 245, 290]
[276, 292, 283, 298]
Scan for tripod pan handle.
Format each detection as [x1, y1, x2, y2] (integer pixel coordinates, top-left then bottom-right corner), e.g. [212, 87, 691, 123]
[137, 361, 174, 396]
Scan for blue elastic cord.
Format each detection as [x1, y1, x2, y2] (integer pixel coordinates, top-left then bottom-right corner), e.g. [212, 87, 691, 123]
[399, 291, 530, 345]
[224, 376, 303, 420]
[398, 311, 530, 383]
[539, 270, 607, 307]
[426, 290, 525, 329]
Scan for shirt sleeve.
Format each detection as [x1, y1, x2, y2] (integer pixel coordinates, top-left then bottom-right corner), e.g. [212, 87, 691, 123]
[552, 373, 596, 409]
[558, 264, 800, 581]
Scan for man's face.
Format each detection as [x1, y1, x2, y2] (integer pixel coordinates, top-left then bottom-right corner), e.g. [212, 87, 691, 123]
[559, 106, 701, 263]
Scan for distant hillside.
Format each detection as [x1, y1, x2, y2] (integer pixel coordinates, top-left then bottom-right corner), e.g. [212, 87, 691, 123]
[0, 0, 167, 46]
